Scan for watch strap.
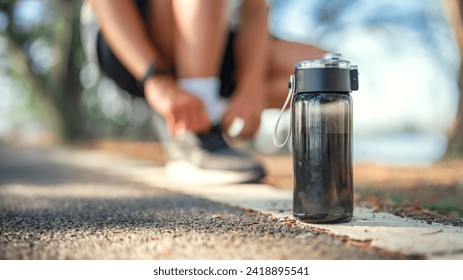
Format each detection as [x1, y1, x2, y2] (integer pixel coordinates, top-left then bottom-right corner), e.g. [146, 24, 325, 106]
[138, 63, 169, 85]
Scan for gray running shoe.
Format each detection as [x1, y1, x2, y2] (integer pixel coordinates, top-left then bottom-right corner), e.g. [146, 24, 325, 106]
[163, 126, 267, 184]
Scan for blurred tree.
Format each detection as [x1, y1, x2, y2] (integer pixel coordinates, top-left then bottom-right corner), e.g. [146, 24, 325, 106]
[0, 0, 85, 139]
[445, 0, 463, 158]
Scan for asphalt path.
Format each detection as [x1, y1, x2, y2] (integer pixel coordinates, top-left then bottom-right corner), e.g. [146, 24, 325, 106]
[0, 145, 403, 259]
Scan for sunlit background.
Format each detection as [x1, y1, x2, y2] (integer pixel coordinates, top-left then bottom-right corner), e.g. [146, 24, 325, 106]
[0, 0, 459, 165]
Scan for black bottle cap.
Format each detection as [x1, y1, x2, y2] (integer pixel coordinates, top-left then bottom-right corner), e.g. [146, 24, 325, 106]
[294, 53, 359, 93]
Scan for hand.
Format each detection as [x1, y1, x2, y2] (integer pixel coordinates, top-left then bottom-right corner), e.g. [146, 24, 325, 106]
[222, 84, 266, 138]
[144, 76, 211, 135]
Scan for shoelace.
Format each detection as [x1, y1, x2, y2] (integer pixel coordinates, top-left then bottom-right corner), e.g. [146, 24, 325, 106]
[197, 126, 230, 152]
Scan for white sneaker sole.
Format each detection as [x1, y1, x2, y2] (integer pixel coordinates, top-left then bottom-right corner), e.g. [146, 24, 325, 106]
[165, 160, 264, 185]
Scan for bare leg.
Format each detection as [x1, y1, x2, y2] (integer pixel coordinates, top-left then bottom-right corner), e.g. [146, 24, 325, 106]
[147, 0, 229, 78]
[147, 0, 175, 71]
[144, 0, 231, 133]
[172, 0, 229, 78]
[144, 0, 213, 134]
[266, 38, 327, 107]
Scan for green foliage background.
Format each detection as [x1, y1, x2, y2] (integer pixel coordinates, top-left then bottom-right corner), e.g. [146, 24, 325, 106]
[0, 0, 154, 141]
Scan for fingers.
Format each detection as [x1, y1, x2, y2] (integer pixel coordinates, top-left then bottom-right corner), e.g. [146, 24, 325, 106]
[170, 95, 211, 135]
[222, 109, 261, 139]
[169, 113, 210, 136]
[221, 110, 234, 135]
[239, 117, 260, 138]
[144, 77, 212, 135]
[227, 117, 244, 138]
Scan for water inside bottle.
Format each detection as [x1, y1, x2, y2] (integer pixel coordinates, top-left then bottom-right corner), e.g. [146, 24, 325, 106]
[293, 132, 353, 223]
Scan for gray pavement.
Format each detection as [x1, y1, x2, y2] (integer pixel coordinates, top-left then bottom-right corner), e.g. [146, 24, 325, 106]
[41, 145, 463, 259]
[0, 145, 399, 260]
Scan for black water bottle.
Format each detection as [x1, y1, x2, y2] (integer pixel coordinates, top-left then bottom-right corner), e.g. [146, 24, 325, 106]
[292, 53, 358, 223]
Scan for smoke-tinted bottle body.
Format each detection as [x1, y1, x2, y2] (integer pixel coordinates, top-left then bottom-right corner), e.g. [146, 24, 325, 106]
[292, 92, 353, 223]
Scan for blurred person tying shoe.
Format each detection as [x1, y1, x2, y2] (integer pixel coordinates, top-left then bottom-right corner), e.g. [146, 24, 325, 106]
[81, 0, 326, 184]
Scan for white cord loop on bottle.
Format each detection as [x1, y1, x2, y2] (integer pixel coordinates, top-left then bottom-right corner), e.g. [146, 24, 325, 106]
[273, 75, 295, 148]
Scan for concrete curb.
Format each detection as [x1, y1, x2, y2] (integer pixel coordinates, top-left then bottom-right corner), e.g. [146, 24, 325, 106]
[48, 146, 463, 259]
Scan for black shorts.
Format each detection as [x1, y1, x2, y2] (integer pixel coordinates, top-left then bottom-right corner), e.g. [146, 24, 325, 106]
[96, 1, 236, 98]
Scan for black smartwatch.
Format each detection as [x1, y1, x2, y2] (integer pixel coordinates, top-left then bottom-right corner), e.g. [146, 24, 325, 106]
[138, 62, 170, 85]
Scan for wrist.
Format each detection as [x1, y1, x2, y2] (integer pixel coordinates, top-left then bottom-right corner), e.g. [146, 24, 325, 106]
[138, 62, 171, 86]
[145, 75, 175, 99]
